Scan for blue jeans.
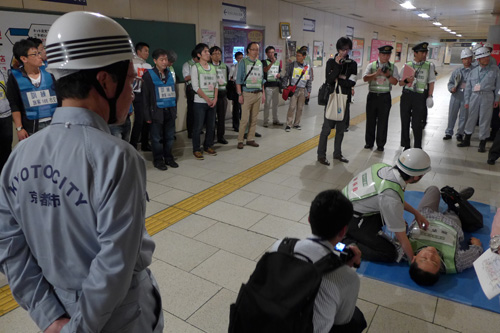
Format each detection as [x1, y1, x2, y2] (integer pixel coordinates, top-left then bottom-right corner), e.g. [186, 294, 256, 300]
[192, 102, 215, 152]
[150, 118, 175, 164]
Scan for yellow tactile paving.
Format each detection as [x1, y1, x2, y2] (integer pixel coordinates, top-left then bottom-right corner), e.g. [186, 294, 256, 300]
[0, 94, 398, 318]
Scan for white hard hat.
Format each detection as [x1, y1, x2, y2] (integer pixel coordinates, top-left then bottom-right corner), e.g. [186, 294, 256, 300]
[483, 42, 493, 49]
[460, 48, 473, 59]
[471, 44, 481, 52]
[396, 148, 431, 177]
[474, 47, 491, 59]
[45, 11, 135, 79]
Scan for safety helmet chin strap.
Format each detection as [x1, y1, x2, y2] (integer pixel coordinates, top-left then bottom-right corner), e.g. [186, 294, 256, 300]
[88, 60, 130, 124]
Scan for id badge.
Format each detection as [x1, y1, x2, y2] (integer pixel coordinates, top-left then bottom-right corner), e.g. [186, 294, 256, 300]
[474, 83, 481, 92]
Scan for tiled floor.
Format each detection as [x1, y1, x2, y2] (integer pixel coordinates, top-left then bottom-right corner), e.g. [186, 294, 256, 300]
[2, 64, 500, 332]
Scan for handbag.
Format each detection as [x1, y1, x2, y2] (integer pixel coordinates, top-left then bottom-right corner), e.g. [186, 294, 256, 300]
[226, 80, 237, 101]
[318, 82, 333, 106]
[324, 82, 347, 121]
[282, 64, 308, 101]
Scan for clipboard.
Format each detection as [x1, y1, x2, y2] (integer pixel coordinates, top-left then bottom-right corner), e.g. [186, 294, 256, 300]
[401, 64, 415, 87]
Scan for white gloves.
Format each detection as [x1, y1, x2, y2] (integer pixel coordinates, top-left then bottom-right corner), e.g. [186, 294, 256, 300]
[426, 96, 434, 108]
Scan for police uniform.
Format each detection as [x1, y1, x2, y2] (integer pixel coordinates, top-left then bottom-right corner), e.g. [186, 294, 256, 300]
[342, 164, 407, 262]
[0, 107, 162, 332]
[363, 45, 399, 150]
[400, 42, 436, 149]
[462, 55, 500, 148]
[445, 62, 474, 139]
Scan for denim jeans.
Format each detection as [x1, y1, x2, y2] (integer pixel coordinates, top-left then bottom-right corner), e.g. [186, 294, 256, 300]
[192, 102, 215, 152]
[150, 117, 175, 164]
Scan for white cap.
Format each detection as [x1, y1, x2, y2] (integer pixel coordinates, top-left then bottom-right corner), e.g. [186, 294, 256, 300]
[396, 148, 431, 177]
[45, 11, 135, 79]
[474, 47, 491, 59]
[460, 48, 473, 59]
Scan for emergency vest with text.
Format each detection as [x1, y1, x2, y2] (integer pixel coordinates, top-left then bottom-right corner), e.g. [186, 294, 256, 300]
[148, 69, 176, 108]
[369, 61, 394, 93]
[243, 58, 263, 89]
[195, 63, 217, 99]
[213, 62, 228, 91]
[405, 61, 431, 93]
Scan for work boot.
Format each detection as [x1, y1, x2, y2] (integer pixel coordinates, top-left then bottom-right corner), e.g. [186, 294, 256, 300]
[478, 140, 486, 153]
[459, 187, 475, 200]
[457, 134, 471, 147]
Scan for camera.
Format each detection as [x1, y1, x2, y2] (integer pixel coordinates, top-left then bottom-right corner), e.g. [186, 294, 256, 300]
[339, 58, 352, 64]
[334, 242, 359, 268]
[381, 64, 389, 73]
[274, 53, 278, 58]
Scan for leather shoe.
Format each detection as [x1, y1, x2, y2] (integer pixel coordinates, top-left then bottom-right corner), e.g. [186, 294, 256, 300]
[142, 144, 152, 152]
[334, 155, 349, 163]
[317, 157, 330, 166]
[217, 138, 228, 144]
[237, 142, 244, 149]
[487, 159, 496, 165]
[255, 132, 262, 138]
[166, 160, 179, 168]
[377, 147, 384, 152]
[364, 145, 373, 149]
[459, 187, 474, 200]
[246, 140, 259, 147]
[443, 135, 452, 140]
[154, 161, 168, 171]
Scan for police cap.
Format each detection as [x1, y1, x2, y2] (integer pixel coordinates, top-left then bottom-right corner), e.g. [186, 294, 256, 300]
[412, 42, 429, 52]
[378, 45, 393, 54]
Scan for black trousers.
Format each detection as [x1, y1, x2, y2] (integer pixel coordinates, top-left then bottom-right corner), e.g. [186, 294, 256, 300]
[365, 92, 391, 148]
[489, 127, 500, 162]
[329, 306, 367, 333]
[130, 99, 150, 148]
[345, 214, 397, 262]
[186, 85, 195, 136]
[232, 98, 241, 130]
[400, 90, 427, 149]
[0, 115, 12, 174]
[216, 90, 228, 140]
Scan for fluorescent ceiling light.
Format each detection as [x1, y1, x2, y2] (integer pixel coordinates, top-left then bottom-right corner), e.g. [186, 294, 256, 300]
[433, 21, 442, 26]
[400, 1, 416, 9]
[457, 34, 462, 37]
[450, 31, 456, 34]
[445, 28, 451, 32]
[418, 13, 430, 18]
[440, 26, 447, 30]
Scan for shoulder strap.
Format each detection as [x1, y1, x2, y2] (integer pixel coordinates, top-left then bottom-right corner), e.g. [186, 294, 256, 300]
[277, 237, 299, 255]
[309, 239, 344, 274]
[243, 60, 256, 83]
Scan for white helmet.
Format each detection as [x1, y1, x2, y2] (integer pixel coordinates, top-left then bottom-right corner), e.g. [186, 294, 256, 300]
[460, 48, 473, 59]
[396, 148, 431, 177]
[482, 42, 493, 49]
[45, 11, 135, 79]
[471, 44, 481, 52]
[474, 47, 491, 59]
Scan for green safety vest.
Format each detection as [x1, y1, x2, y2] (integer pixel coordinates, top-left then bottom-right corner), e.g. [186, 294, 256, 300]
[243, 57, 263, 89]
[169, 66, 176, 84]
[213, 62, 228, 91]
[342, 163, 405, 213]
[405, 61, 430, 94]
[266, 60, 280, 82]
[410, 219, 457, 274]
[369, 61, 393, 93]
[195, 63, 217, 99]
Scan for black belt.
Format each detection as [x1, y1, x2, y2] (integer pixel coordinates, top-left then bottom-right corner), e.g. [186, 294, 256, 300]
[368, 92, 390, 96]
[244, 90, 262, 94]
[402, 89, 423, 94]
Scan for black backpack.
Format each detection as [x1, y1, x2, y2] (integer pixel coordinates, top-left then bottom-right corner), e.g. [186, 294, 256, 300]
[440, 186, 483, 232]
[228, 238, 344, 333]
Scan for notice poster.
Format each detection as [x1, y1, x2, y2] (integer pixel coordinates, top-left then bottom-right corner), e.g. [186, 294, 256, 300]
[351, 38, 364, 66]
[222, 25, 265, 65]
[395, 42, 403, 62]
[201, 29, 216, 47]
[313, 40, 323, 67]
[370, 39, 393, 63]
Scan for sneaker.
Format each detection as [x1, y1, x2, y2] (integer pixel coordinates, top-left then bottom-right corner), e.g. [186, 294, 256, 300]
[204, 147, 217, 156]
[273, 121, 284, 126]
[193, 151, 204, 160]
[293, 125, 301, 130]
[285, 126, 291, 132]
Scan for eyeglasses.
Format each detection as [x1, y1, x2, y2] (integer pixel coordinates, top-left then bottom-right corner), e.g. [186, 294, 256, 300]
[249, 48, 259, 51]
[27, 52, 43, 57]
[339, 48, 351, 52]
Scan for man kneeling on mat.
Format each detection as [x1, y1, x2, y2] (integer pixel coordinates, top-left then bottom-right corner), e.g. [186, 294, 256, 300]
[408, 186, 483, 286]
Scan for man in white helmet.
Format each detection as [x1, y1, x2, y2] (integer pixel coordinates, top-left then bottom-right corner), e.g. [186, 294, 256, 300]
[0, 11, 163, 333]
[459, 46, 500, 152]
[342, 148, 431, 263]
[443, 48, 475, 142]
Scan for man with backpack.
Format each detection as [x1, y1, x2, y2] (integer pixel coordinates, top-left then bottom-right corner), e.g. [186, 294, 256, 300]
[229, 189, 366, 333]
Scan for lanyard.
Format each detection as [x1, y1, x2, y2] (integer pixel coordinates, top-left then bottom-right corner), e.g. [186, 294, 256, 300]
[478, 68, 489, 83]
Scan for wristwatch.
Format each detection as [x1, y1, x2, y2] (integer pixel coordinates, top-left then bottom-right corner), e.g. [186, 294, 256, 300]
[490, 235, 500, 253]
[16, 126, 23, 132]
[237, 93, 242, 96]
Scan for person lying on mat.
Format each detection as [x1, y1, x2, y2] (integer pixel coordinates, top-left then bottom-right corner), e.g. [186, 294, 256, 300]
[342, 148, 431, 263]
[408, 186, 483, 286]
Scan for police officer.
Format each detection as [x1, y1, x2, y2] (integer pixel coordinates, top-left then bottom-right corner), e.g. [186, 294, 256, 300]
[342, 149, 431, 263]
[399, 42, 436, 150]
[362, 45, 399, 151]
[459, 46, 500, 152]
[443, 48, 474, 142]
[7, 39, 58, 141]
[0, 12, 163, 332]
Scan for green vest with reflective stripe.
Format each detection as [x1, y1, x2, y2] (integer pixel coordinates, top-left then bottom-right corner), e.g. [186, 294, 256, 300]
[267, 60, 280, 82]
[195, 63, 217, 99]
[405, 61, 430, 93]
[342, 163, 405, 208]
[214, 63, 228, 91]
[369, 61, 393, 93]
[410, 219, 457, 274]
[243, 57, 263, 89]
[169, 66, 176, 83]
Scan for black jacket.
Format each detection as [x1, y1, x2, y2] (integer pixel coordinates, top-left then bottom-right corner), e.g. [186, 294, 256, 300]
[325, 55, 358, 96]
